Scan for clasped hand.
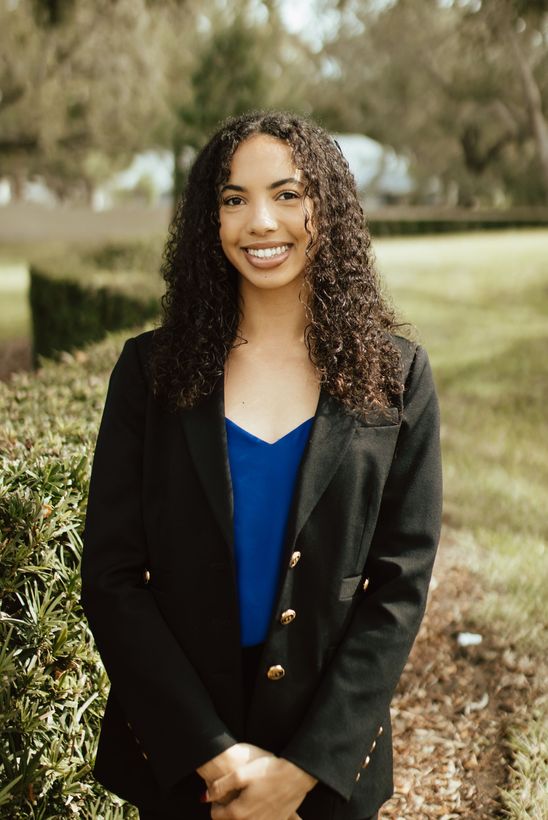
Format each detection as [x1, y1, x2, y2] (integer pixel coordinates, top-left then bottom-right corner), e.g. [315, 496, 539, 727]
[197, 742, 317, 819]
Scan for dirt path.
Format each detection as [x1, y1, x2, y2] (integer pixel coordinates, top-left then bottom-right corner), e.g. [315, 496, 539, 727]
[380, 530, 536, 819]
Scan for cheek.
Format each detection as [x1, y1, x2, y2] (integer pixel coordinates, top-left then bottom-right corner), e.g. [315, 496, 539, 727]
[219, 210, 242, 242]
[218, 217, 232, 250]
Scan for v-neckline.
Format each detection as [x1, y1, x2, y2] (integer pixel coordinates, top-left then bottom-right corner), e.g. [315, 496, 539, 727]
[225, 416, 314, 446]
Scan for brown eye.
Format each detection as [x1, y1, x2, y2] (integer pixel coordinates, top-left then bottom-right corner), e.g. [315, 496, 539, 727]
[222, 196, 245, 206]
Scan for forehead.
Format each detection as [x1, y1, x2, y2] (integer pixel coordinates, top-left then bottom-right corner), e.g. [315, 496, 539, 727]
[227, 134, 303, 182]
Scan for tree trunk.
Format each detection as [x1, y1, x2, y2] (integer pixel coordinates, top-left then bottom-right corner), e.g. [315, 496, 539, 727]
[507, 24, 548, 202]
[9, 169, 25, 201]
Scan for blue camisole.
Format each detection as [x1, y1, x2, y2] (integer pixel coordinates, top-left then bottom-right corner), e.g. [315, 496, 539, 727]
[225, 416, 314, 647]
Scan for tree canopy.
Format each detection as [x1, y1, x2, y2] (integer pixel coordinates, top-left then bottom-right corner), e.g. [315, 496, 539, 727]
[310, 0, 548, 204]
[1, 0, 547, 204]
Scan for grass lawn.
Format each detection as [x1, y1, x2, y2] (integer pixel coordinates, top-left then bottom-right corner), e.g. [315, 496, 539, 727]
[376, 229, 548, 817]
[0, 242, 99, 343]
[0, 260, 30, 341]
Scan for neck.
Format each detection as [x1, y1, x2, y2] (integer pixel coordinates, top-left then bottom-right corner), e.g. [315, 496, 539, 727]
[236, 276, 311, 348]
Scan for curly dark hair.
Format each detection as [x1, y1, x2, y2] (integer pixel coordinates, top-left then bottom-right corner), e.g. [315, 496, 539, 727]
[148, 110, 405, 418]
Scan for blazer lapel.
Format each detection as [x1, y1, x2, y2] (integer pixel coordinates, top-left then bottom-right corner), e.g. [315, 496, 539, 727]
[285, 390, 357, 549]
[180, 377, 234, 552]
[180, 377, 358, 558]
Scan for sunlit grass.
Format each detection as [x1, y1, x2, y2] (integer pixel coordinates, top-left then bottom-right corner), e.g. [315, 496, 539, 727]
[499, 718, 548, 819]
[376, 229, 548, 817]
[0, 261, 30, 341]
[377, 230, 548, 644]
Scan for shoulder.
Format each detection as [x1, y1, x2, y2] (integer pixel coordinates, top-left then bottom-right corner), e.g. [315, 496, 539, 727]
[106, 329, 158, 400]
[389, 332, 417, 358]
[387, 334, 437, 420]
[117, 329, 157, 380]
[389, 333, 418, 379]
[389, 333, 432, 382]
[127, 328, 156, 360]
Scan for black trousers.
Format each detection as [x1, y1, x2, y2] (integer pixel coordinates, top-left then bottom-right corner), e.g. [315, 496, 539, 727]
[137, 645, 379, 820]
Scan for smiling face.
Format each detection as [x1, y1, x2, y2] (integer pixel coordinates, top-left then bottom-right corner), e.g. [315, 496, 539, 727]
[219, 134, 313, 292]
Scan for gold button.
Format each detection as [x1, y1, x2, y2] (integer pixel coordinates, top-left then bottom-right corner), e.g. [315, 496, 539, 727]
[143, 568, 151, 584]
[267, 664, 285, 680]
[355, 772, 361, 782]
[280, 609, 296, 625]
[362, 755, 371, 768]
[370, 740, 377, 752]
[362, 577, 370, 591]
[377, 725, 383, 736]
[289, 551, 301, 568]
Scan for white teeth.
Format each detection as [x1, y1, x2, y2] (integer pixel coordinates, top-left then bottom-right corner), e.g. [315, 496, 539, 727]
[246, 245, 290, 259]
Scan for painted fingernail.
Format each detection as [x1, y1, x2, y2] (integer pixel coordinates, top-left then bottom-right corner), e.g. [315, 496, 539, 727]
[199, 790, 209, 803]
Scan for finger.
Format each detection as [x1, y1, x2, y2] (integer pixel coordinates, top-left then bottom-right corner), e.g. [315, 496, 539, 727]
[210, 801, 241, 820]
[207, 770, 244, 802]
[214, 789, 240, 806]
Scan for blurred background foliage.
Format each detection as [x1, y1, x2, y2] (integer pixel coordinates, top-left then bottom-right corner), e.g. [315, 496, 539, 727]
[1, 0, 548, 206]
[314, 0, 548, 205]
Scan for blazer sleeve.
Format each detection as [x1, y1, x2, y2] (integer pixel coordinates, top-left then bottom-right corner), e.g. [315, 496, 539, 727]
[281, 344, 443, 801]
[80, 337, 236, 794]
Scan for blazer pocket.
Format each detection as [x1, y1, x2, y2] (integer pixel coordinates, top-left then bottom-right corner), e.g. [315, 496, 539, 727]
[338, 574, 362, 601]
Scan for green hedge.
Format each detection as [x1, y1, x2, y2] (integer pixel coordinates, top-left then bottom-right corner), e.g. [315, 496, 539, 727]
[29, 240, 163, 364]
[0, 328, 145, 819]
[367, 207, 548, 236]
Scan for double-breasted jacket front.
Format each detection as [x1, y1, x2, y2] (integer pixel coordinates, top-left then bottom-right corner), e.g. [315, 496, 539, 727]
[80, 329, 443, 819]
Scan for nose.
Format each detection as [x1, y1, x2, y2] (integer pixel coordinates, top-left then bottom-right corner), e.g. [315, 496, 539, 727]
[247, 199, 278, 235]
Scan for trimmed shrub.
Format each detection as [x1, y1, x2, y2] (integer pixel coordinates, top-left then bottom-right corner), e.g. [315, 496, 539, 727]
[0, 328, 147, 819]
[29, 240, 163, 364]
[367, 207, 548, 237]
[82, 240, 164, 275]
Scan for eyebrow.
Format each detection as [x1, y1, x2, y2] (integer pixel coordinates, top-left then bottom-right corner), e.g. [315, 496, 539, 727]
[220, 177, 304, 193]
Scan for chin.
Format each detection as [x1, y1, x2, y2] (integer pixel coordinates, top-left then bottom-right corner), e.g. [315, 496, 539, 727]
[240, 270, 305, 290]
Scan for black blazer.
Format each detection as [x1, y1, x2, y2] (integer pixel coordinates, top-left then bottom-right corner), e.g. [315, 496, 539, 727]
[80, 329, 442, 819]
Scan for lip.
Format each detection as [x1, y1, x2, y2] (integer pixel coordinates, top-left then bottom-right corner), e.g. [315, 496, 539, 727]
[242, 242, 293, 250]
[242, 243, 292, 269]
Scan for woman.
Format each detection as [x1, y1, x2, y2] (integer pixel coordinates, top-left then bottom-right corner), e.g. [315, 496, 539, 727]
[81, 110, 442, 820]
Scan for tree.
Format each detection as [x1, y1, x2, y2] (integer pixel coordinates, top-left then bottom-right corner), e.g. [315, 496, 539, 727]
[0, 0, 318, 203]
[480, 0, 548, 198]
[168, 1, 317, 202]
[0, 0, 174, 200]
[309, 0, 548, 205]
